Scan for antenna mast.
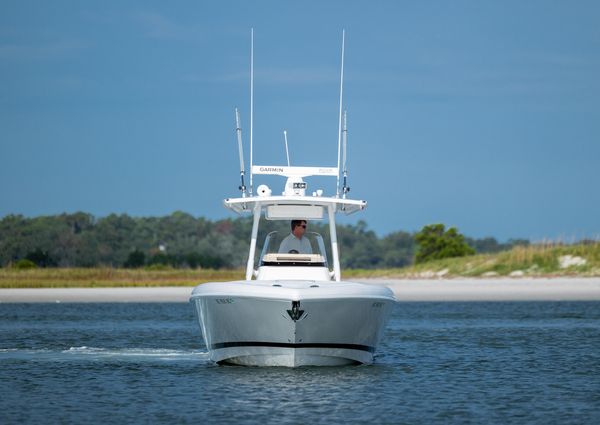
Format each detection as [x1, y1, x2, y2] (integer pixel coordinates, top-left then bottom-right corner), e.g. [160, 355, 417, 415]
[283, 130, 291, 166]
[336, 29, 345, 198]
[342, 110, 350, 199]
[235, 108, 247, 197]
[249, 28, 254, 195]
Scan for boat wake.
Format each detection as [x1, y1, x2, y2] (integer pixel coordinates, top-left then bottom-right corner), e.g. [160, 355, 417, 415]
[0, 347, 210, 363]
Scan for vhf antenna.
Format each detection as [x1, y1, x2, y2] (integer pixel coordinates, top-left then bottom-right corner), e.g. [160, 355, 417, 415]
[342, 110, 350, 198]
[336, 29, 345, 198]
[283, 130, 291, 166]
[235, 108, 247, 197]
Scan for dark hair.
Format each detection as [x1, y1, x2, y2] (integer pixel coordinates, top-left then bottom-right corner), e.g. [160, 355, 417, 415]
[291, 220, 306, 230]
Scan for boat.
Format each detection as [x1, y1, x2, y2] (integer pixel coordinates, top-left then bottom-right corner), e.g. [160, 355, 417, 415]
[190, 30, 396, 367]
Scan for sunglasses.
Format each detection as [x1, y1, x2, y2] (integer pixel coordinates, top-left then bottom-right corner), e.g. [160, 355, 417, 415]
[297, 224, 306, 229]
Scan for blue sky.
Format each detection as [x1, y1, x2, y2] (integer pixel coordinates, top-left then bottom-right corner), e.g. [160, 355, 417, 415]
[1, 0, 599, 241]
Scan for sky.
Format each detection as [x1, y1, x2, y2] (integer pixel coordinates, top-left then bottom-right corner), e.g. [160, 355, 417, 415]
[1, 0, 599, 241]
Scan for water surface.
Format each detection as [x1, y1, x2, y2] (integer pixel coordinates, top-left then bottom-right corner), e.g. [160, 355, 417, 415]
[1, 302, 599, 424]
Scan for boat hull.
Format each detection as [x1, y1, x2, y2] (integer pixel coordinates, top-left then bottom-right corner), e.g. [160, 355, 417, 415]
[190, 281, 396, 367]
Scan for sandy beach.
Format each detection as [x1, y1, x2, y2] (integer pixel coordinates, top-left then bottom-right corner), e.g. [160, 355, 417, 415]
[358, 278, 600, 301]
[1, 278, 600, 302]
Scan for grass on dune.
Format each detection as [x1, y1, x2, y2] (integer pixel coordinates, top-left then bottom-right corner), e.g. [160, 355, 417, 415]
[344, 242, 600, 279]
[0, 267, 245, 288]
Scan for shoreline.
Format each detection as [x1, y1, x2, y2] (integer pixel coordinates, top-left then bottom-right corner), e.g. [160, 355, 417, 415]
[357, 277, 600, 301]
[1, 277, 600, 303]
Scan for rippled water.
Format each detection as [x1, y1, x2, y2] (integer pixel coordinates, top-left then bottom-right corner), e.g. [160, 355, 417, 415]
[1, 302, 599, 424]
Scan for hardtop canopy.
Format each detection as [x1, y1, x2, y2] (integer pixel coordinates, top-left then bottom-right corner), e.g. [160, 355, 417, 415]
[224, 195, 367, 218]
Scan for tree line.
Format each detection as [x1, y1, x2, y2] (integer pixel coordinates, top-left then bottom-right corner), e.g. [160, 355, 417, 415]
[0, 212, 529, 269]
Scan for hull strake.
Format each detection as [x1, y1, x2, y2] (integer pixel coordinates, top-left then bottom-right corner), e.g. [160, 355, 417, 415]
[211, 341, 375, 352]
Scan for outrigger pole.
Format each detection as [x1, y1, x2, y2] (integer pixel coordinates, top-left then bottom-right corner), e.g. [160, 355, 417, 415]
[342, 110, 350, 199]
[283, 130, 291, 166]
[249, 28, 254, 196]
[235, 108, 247, 197]
[336, 29, 345, 198]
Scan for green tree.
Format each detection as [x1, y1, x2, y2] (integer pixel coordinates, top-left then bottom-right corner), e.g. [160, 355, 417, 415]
[13, 259, 37, 269]
[2, 211, 525, 270]
[124, 249, 146, 268]
[93, 214, 137, 266]
[380, 231, 415, 267]
[25, 248, 56, 267]
[147, 253, 172, 266]
[415, 224, 475, 264]
[337, 220, 382, 269]
[464, 236, 530, 254]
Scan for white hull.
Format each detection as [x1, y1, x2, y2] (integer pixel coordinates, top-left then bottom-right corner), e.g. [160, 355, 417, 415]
[190, 280, 395, 367]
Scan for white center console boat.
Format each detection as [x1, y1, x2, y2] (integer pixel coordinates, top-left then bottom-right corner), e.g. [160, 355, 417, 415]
[190, 30, 397, 366]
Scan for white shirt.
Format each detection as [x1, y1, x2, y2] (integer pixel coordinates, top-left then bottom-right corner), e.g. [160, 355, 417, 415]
[278, 233, 313, 254]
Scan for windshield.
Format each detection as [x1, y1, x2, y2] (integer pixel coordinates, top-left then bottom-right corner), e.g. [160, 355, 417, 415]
[259, 231, 329, 267]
